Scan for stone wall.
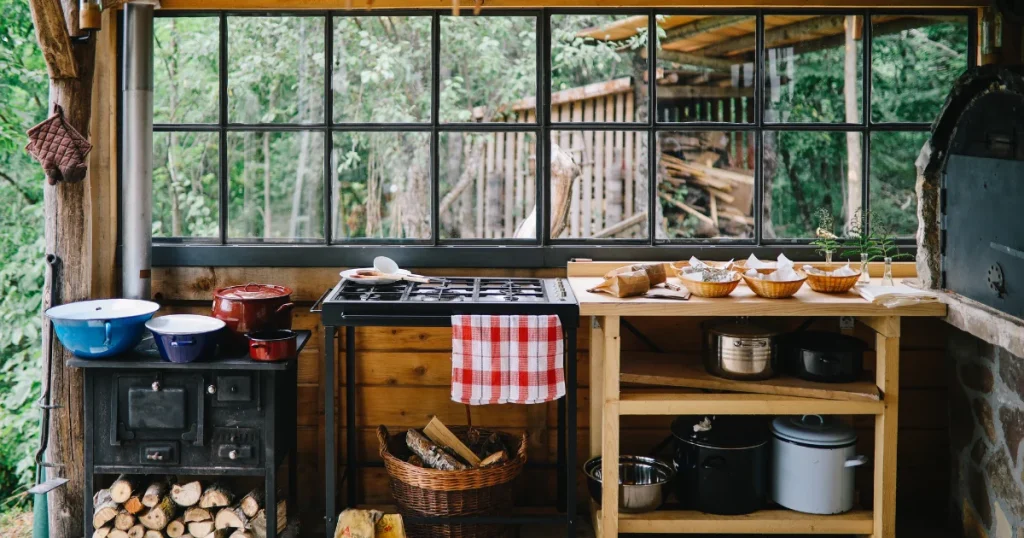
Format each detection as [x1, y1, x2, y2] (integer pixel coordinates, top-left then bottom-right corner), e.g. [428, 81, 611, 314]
[950, 328, 1024, 538]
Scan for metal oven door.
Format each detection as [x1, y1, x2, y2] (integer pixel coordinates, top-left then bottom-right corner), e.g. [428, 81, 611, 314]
[111, 373, 205, 448]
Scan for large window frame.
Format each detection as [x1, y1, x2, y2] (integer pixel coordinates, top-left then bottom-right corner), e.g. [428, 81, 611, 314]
[138, 8, 976, 267]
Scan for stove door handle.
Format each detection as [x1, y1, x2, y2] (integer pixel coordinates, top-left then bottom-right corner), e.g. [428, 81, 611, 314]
[310, 288, 332, 314]
[991, 242, 1024, 261]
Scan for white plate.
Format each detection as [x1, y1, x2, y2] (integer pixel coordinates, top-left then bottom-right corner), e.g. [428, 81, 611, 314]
[340, 268, 411, 285]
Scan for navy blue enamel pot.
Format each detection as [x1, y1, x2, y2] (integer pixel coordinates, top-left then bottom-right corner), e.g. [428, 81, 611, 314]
[146, 315, 225, 363]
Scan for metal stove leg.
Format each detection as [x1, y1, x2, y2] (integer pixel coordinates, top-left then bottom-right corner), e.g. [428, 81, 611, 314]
[346, 326, 358, 508]
[325, 326, 336, 536]
[565, 327, 578, 537]
[266, 373, 278, 538]
[557, 395, 566, 512]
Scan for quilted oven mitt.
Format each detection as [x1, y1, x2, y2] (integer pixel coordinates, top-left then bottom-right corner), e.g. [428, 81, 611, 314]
[25, 105, 92, 185]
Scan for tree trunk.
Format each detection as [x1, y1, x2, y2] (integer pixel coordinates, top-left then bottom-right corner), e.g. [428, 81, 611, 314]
[288, 19, 309, 239]
[38, 3, 96, 536]
[263, 132, 272, 238]
[844, 16, 863, 233]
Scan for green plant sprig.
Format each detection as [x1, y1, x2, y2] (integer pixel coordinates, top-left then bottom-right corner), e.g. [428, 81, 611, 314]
[809, 207, 841, 257]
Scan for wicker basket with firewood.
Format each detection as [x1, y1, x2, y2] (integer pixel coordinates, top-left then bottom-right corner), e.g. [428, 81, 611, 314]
[377, 418, 527, 538]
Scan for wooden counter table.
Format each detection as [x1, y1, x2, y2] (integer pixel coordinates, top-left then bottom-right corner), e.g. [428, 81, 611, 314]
[566, 261, 947, 538]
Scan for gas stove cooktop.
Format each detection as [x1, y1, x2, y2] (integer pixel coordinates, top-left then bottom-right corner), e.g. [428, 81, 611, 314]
[316, 277, 578, 326]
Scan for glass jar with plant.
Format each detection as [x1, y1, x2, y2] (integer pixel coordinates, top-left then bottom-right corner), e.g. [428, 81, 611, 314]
[811, 207, 840, 267]
[873, 225, 913, 286]
[842, 209, 880, 284]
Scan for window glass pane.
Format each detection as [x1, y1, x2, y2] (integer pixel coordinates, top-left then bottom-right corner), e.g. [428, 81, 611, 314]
[550, 130, 649, 240]
[551, 15, 648, 122]
[658, 131, 754, 239]
[871, 16, 968, 123]
[227, 131, 324, 240]
[228, 17, 325, 124]
[332, 131, 431, 240]
[870, 131, 926, 238]
[763, 131, 862, 239]
[154, 17, 219, 124]
[440, 16, 537, 123]
[439, 132, 537, 239]
[153, 132, 219, 238]
[655, 15, 755, 123]
[764, 15, 863, 123]
[333, 16, 431, 123]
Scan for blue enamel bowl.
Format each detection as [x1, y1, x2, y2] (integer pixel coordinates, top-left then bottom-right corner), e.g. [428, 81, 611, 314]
[146, 315, 225, 363]
[45, 299, 161, 358]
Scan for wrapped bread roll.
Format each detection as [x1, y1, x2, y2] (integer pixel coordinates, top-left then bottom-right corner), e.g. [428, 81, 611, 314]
[603, 263, 667, 287]
[588, 268, 651, 298]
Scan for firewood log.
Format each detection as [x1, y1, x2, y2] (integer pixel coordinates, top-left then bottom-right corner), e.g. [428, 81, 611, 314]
[93, 489, 120, 529]
[166, 517, 187, 537]
[187, 520, 215, 537]
[108, 530, 130, 538]
[140, 496, 176, 530]
[183, 507, 213, 523]
[111, 474, 143, 504]
[228, 531, 254, 538]
[423, 416, 481, 467]
[214, 506, 249, 529]
[198, 483, 234, 509]
[93, 526, 112, 538]
[115, 509, 137, 531]
[250, 500, 286, 538]
[211, 531, 233, 538]
[127, 525, 144, 538]
[142, 481, 169, 508]
[405, 429, 467, 471]
[171, 481, 203, 507]
[480, 450, 507, 467]
[124, 494, 145, 515]
[143, 531, 164, 538]
[239, 489, 265, 518]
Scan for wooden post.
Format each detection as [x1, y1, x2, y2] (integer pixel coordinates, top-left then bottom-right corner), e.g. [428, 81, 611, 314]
[29, 1, 101, 537]
[600, 316, 620, 538]
[872, 318, 900, 538]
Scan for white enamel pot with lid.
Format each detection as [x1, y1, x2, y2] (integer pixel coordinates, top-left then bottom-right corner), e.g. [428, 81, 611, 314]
[770, 415, 868, 515]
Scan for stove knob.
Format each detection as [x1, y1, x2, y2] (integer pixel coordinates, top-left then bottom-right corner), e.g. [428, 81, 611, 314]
[151, 381, 161, 391]
[228, 450, 238, 460]
[207, 384, 217, 395]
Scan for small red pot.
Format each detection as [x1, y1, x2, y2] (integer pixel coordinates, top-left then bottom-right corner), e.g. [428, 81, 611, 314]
[247, 330, 298, 362]
[212, 283, 294, 351]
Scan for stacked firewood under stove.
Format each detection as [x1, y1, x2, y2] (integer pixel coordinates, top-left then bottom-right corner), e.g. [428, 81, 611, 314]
[91, 476, 286, 538]
[403, 417, 510, 470]
[658, 142, 755, 238]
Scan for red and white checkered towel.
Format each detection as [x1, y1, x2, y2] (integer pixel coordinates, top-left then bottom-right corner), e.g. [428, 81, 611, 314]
[451, 315, 566, 405]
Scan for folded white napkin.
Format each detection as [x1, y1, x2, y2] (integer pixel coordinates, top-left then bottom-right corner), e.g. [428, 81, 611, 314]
[745, 254, 768, 269]
[858, 284, 938, 308]
[802, 263, 857, 277]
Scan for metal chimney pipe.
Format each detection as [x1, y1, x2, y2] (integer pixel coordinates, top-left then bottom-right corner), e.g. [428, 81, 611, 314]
[122, 2, 155, 300]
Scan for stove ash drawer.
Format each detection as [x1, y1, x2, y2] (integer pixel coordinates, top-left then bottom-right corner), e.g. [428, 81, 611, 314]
[212, 428, 261, 466]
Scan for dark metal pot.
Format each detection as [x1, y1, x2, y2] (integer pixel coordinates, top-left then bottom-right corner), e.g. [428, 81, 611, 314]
[146, 314, 225, 364]
[703, 322, 779, 380]
[782, 331, 865, 383]
[212, 283, 294, 351]
[670, 416, 770, 515]
[247, 330, 298, 362]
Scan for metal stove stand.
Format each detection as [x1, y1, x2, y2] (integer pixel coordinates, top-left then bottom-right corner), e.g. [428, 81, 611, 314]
[313, 278, 579, 538]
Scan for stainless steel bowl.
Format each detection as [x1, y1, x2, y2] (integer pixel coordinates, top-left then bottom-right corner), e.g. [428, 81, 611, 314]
[703, 322, 779, 380]
[584, 455, 675, 513]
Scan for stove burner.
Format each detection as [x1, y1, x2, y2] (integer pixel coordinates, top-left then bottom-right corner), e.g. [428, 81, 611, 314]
[326, 277, 567, 309]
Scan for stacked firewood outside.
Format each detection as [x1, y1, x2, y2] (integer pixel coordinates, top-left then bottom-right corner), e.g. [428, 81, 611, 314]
[91, 477, 286, 538]
[404, 417, 510, 470]
[659, 137, 755, 238]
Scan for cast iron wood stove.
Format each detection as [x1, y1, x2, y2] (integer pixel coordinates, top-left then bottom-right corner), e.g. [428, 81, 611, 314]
[71, 331, 310, 536]
[929, 66, 1024, 318]
[312, 277, 579, 536]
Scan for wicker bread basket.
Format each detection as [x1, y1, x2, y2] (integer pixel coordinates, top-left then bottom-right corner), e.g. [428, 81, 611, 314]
[742, 272, 807, 299]
[378, 425, 527, 538]
[677, 275, 742, 298]
[805, 272, 861, 294]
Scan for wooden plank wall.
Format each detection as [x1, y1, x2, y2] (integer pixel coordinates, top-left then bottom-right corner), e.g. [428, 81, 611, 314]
[152, 266, 949, 533]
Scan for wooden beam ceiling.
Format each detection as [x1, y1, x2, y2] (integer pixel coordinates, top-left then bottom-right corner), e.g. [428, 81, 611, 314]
[154, 0, 989, 10]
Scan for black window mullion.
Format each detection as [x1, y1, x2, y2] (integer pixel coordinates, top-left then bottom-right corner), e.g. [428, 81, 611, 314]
[540, 10, 551, 245]
[647, 9, 657, 245]
[862, 10, 872, 238]
[218, 12, 229, 245]
[430, 12, 441, 246]
[754, 11, 764, 247]
[324, 14, 333, 245]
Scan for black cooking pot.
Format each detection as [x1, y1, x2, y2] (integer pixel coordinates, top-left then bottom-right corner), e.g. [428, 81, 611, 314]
[782, 331, 865, 383]
[670, 416, 770, 515]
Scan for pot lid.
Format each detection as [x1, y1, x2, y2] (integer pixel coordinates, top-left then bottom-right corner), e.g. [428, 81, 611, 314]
[706, 323, 777, 338]
[671, 416, 769, 450]
[215, 283, 292, 301]
[146, 314, 225, 335]
[786, 331, 866, 353]
[771, 415, 857, 447]
[46, 299, 160, 321]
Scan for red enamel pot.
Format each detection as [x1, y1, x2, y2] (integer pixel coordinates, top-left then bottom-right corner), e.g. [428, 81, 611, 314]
[247, 330, 298, 362]
[212, 283, 294, 351]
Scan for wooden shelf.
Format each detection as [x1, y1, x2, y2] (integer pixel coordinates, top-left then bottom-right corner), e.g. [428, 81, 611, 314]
[618, 391, 884, 415]
[621, 352, 880, 402]
[597, 509, 874, 535]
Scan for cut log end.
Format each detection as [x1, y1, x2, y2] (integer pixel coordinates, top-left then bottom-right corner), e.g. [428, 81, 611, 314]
[184, 507, 213, 523]
[142, 481, 169, 508]
[171, 480, 203, 508]
[139, 496, 176, 530]
[166, 517, 187, 538]
[239, 489, 265, 518]
[199, 483, 234, 509]
[187, 520, 216, 538]
[214, 506, 249, 530]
